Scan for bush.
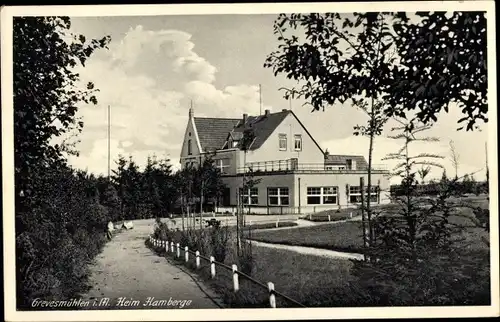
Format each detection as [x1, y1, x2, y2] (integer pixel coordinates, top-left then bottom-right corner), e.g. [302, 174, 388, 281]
[16, 166, 116, 309]
[210, 225, 231, 262]
[238, 229, 254, 275]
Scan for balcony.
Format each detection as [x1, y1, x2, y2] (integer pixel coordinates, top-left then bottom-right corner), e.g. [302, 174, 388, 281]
[236, 159, 389, 175]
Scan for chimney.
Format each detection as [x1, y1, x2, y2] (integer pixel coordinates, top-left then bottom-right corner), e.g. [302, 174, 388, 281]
[265, 109, 270, 116]
[282, 108, 288, 112]
[243, 113, 248, 124]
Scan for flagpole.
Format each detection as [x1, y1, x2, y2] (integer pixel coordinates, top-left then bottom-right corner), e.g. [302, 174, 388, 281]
[108, 104, 110, 180]
[259, 84, 262, 115]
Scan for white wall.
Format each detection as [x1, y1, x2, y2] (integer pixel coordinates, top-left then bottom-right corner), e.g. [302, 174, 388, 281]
[218, 171, 391, 214]
[179, 117, 202, 168]
[244, 113, 324, 165]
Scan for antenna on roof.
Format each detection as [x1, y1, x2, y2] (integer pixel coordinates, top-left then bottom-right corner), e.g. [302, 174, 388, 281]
[259, 84, 262, 115]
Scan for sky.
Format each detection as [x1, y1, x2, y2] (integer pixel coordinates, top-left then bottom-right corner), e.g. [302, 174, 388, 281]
[62, 13, 490, 184]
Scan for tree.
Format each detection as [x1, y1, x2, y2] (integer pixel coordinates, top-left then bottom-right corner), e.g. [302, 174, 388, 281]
[387, 12, 487, 131]
[176, 164, 196, 230]
[112, 155, 128, 220]
[349, 119, 490, 305]
[417, 165, 431, 185]
[264, 12, 397, 246]
[101, 184, 121, 222]
[124, 156, 142, 219]
[441, 169, 449, 183]
[14, 17, 110, 201]
[195, 157, 225, 229]
[13, 17, 110, 307]
[156, 157, 175, 215]
[449, 140, 460, 179]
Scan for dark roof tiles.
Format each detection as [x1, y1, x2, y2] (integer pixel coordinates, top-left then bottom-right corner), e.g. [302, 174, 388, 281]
[232, 110, 290, 150]
[193, 117, 241, 152]
[193, 110, 290, 152]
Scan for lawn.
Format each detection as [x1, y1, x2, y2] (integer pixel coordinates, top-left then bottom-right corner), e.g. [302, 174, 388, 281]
[301, 203, 402, 222]
[251, 221, 365, 253]
[148, 238, 355, 308]
[252, 197, 490, 254]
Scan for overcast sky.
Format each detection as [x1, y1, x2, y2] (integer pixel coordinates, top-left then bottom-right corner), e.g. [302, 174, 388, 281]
[64, 13, 489, 184]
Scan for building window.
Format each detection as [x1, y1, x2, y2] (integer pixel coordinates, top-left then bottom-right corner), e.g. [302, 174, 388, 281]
[188, 139, 192, 155]
[268, 187, 289, 206]
[239, 187, 258, 205]
[323, 186, 338, 204]
[279, 134, 287, 151]
[307, 186, 338, 204]
[215, 158, 230, 174]
[294, 134, 302, 151]
[346, 159, 353, 170]
[349, 186, 379, 203]
[367, 186, 379, 203]
[325, 165, 346, 170]
[307, 187, 321, 204]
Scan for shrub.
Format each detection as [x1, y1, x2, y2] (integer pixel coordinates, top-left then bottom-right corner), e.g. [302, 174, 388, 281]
[210, 225, 231, 262]
[238, 228, 254, 275]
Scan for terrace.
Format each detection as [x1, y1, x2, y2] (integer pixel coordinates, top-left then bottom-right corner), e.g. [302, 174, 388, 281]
[235, 158, 390, 175]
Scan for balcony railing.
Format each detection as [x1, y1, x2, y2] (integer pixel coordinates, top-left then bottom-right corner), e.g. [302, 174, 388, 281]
[236, 159, 389, 174]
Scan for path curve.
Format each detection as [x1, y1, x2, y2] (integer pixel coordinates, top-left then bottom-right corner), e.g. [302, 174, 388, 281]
[81, 219, 222, 310]
[248, 240, 364, 261]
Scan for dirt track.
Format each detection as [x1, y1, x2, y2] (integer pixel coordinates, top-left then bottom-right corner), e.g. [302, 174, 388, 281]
[81, 219, 222, 310]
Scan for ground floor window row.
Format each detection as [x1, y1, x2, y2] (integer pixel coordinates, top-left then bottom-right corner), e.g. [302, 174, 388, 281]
[348, 185, 380, 203]
[220, 185, 381, 206]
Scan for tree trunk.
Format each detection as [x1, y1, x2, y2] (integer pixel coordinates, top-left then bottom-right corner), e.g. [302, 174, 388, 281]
[200, 181, 204, 230]
[367, 122, 374, 245]
[236, 189, 241, 256]
[242, 151, 247, 227]
[366, 14, 385, 247]
[181, 194, 185, 231]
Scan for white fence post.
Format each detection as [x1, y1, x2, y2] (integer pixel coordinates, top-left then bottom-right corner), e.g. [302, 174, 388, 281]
[268, 282, 276, 308]
[195, 251, 200, 269]
[185, 246, 189, 263]
[170, 241, 174, 253]
[276, 217, 279, 228]
[176, 243, 180, 258]
[328, 214, 331, 222]
[232, 264, 239, 292]
[350, 212, 353, 219]
[210, 256, 216, 278]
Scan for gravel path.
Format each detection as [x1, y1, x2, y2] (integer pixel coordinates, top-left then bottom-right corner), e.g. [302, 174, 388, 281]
[81, 219, 222, 310]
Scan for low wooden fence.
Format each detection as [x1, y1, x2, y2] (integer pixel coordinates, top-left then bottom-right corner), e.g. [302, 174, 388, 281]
[147, 235, 306, 308]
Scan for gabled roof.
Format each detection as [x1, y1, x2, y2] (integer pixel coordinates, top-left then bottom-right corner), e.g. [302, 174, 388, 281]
[193, 117, 241, 152]
[231, 110, 290, 151]
[191, 109, 324, 154]
[325, 155, 368, 170]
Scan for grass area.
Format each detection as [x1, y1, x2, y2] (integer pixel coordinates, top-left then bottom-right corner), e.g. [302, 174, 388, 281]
[243, 221, 297, 230]
[301, 203, 403, 222]
[147, 195, 490, 308]
[253, 197, 490, 254]
[147, 238, 355, 308]
[251, 221, 365, 253]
